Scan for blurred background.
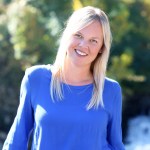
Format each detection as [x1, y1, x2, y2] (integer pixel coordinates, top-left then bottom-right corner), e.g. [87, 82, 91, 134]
[0, 0, 150, 149]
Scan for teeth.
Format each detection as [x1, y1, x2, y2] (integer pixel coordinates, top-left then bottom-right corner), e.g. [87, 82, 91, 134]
[75, 49, 87, 56]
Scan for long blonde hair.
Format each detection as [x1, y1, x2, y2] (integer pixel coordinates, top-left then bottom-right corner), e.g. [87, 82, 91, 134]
[50, 6, 112, 110]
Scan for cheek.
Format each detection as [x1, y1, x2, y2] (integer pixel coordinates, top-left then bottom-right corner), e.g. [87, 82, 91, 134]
[68, 39, 77, 47]
[66, 39, 77, 54]
[90, 46, 101, 55]
[67, 39, 79, 50]
[91, 43, 103, 55]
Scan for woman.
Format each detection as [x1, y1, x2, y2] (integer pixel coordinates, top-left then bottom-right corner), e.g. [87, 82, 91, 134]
[3, 6, 125, 150]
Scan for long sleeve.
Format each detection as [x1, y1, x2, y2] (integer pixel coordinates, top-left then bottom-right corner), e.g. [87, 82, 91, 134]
[2, 69, 34, 150]
[107, 82, 125, 150]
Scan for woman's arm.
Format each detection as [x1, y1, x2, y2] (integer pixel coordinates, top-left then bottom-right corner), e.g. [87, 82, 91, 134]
[2, 69, 34, 150]
[107, 82, 125, 150]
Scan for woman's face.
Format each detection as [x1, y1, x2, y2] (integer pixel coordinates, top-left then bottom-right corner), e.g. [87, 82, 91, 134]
[65, 20, 104, 69]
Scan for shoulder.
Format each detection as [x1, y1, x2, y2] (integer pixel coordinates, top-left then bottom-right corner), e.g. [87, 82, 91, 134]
[24, 64, 52, 85]
[104, 77, 121, 94]
[105, 77, 121, 89]
[23, 64, 52, 92]
[25, 64, 52, 78]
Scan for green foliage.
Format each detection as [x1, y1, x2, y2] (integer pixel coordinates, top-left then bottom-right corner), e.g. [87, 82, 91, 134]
[7, 2, 58, 68]
[0, 12, 23, 134]
[27, 0, 73, 26]
[108, 50, 134, 81]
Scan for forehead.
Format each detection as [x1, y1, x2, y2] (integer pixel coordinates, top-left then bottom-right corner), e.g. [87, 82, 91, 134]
[74, 21, 103, 38]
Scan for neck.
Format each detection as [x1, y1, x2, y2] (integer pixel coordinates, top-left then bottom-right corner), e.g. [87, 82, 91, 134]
[62, 61, 93, 86]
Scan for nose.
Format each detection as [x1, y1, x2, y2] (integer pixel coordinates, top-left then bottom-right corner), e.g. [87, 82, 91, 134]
[79, 39, 89, 49]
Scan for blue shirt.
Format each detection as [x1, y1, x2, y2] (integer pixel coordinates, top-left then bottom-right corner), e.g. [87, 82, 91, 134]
[3, 65, 125, 150]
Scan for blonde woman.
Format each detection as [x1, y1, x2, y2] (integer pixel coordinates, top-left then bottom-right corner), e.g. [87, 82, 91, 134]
[3, 6, 125, 150]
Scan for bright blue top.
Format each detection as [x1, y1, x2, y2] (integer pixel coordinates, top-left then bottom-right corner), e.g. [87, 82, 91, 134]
[3, 65, 125, 150]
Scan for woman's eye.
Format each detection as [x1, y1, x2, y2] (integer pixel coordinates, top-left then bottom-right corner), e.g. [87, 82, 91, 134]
[74, 34, 82, 38]
[91, 39, 98, 44]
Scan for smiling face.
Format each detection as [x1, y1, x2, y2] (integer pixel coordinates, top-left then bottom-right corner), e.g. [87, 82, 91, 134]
[65, 21, 104, 70]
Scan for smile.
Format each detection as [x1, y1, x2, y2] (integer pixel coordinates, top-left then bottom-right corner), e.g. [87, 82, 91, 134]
[75, 49, 88, 56]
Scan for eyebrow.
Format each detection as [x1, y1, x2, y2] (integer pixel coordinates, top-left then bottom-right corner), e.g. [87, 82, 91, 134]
[76, 31, 101, 40]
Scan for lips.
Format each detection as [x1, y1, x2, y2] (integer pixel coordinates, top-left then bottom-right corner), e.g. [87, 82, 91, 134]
[75, 49, 87, 56]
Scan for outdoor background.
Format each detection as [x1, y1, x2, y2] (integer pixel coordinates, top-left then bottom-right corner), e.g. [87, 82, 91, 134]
[0, 0, 150, 149]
